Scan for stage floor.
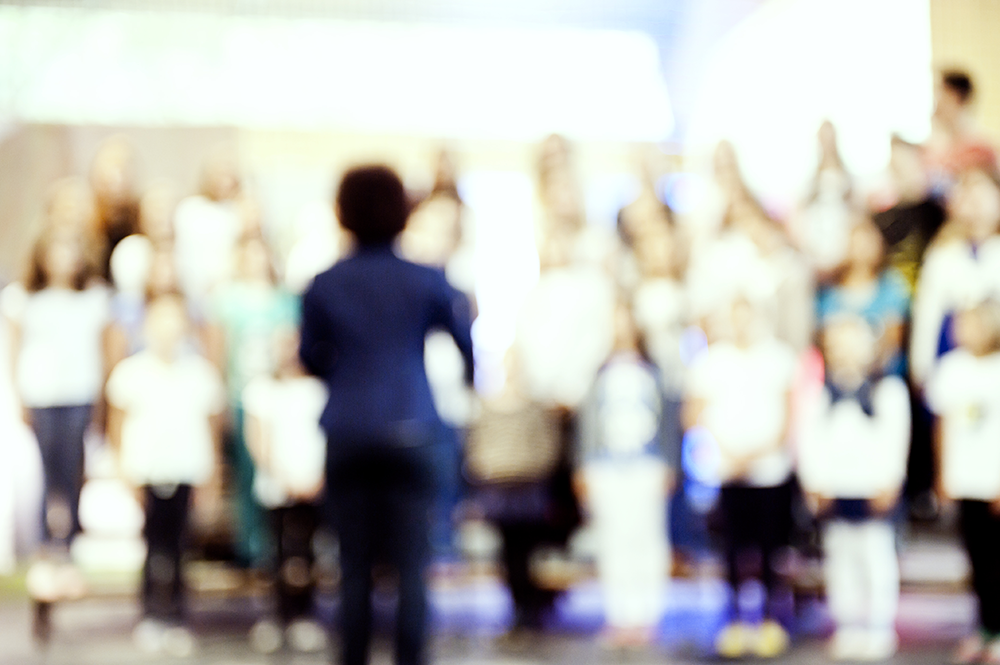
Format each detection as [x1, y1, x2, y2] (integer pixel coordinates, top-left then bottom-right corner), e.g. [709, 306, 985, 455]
[0, 575, 975, 665]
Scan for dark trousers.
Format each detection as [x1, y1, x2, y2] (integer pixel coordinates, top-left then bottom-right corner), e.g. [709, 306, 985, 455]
[959, 500, 1000, 634]
[719, 480, 793, 617]
[498, 522, 557, 628]
[142, 484, 191, 622]
[30, 405, 91, 547]
[327, 444, 435, 665]
[270, 503, 319, 625]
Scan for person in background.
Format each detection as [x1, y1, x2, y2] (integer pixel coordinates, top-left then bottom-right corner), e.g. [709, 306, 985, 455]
[794, 121, 855, 280]
[910, 164, 1000, 390]
[300, 165, 474, 665]
[208, 234, 299, 570]
[925, 300, 1000, 664]
[798, 316, 910, 661]
[90, 136, 141, 281]
[106, 293, 225, 658]
[2, 228, 109, 607]
[925, 70, 998, 195]
[464, 350, 564, 634]
[575, 303, 673, 648]
[874, 136, 947, 294]
[816, 215, 910, 376]
[684, 295, 797, 660]
[401, 169, 476, 561]
[173, 146, 244, 314]
[243, 327, 328, 655]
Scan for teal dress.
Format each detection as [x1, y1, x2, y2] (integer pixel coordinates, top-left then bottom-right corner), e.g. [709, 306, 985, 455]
[211, 282, 300, 568]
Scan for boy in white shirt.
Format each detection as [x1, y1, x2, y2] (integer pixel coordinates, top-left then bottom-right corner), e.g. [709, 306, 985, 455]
[926, 299, 1000, 664]
[685, 296, 797, 659]
[242, 327, 328, 654]
[106, 294, 225, 657]
[798, 316, 910, 661]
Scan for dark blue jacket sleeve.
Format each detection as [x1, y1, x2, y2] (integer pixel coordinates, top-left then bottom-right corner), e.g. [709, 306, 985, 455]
[433, 277, 475, 387]
[299, 281, 335, 377]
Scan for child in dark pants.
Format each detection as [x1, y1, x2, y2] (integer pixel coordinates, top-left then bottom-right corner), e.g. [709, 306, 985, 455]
[685, 296, 797, 659]
[926, 300, 1000, 664]
[106, 293, 225, 657]
[242, 327, 328, 654]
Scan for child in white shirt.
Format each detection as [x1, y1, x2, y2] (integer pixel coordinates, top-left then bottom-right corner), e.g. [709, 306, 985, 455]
[926, 299, 1000, 664]
[106, 294, 225, 656]
[576, 304, 673, 647]
[685, 296, 797, 659]
[798, 315, 910, 661]
[242, 327, 328, 654]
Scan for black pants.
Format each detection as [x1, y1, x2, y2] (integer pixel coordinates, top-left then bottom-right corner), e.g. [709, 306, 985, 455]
[719, 480, 793, 616]
[498, 522, 557, 628]
[327, 444, 435, 665]
[142, 484, 191, 622]
[960, 500, 1000, 634]
[270, 503, 319, 625]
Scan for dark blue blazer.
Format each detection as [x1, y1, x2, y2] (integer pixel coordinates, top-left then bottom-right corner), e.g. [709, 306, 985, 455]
[299, 243, 474, 446]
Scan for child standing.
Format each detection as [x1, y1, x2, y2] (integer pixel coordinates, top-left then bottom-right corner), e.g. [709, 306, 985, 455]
[3, 228, 109, 603]
[684, 295, 798, 659]
[926, 300, 1000, 664]
[798, 316, 910, 661]
[576, 304, 673, 647]
[242, 327, 328, 654]
[106, 294, 225, 657]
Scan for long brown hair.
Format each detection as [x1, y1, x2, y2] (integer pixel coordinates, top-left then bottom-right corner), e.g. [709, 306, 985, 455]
[23, 228, 97, 293]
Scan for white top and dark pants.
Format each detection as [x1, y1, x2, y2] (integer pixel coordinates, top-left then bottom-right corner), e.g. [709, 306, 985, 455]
[687, 339, 797, 623]
[243, 375, 327, 627]
[106, 349, 224, 623]
[927, 350, 1000, 636]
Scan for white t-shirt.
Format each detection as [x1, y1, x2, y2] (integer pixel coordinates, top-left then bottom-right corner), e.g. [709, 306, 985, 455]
[926, 350, 1000, 500]
[687, 338, 797, 487]
[242, 376, 327, 508]
[107, 350, 225, 486]
[515, 265, 615, 408]
[2, 283, 110, 408]
[173, 195, 241, 305]
[911, 236, 1000, 385]
[797, 376, 910, 498]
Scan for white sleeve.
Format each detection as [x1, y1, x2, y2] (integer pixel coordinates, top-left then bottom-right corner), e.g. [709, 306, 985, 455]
[685, 349, 715, 399]
[241, 378, 270, 419]
[925, 356, 956, 415]
[197, 358, 227, 416]
[105, 360, 136, 410]
[796, 388, 831, 494]
[0, 283, 27, 323]
[910, 250, 948, 386]
[873, 376, 912, 489]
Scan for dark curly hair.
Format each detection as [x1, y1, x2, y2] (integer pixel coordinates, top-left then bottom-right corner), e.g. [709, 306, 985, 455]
[335, 165, 411, 245]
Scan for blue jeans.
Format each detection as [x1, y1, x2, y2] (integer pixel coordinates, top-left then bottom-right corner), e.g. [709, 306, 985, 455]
[30, 405, 92, 548]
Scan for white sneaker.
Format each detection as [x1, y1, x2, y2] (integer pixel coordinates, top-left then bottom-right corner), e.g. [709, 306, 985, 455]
[132, 618, 166, 654]
[286, 618, 328, 653]
[161, 626, 196, 658]
[829, 627, 867, 661]
[26, 561, 61, 603]
[250, 619, 283, 654]
[859, 628, 898, 661]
